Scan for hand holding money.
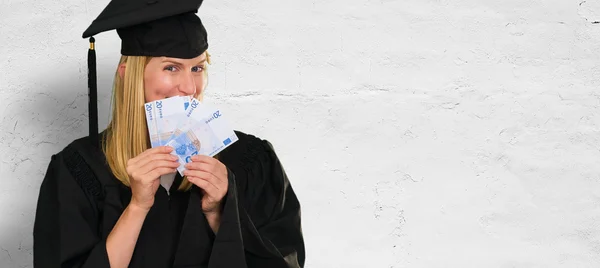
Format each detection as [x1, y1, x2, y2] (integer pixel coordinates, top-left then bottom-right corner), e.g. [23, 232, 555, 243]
[144, 96, 238, 191]
[183, 155, 229, 213]
[126, 146, 180, 209]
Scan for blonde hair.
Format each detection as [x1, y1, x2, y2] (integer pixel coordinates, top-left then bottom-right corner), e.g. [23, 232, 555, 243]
[102, 51, 212, 192]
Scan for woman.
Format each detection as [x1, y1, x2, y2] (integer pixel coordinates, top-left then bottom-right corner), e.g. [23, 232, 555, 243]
[32, 0, 305, 267]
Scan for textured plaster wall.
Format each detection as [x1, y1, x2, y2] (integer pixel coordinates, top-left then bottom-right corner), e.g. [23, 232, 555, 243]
[1, 0, 600, 267]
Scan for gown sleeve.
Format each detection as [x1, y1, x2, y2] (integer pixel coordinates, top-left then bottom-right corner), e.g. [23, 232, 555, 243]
[33, 152, 110, 267]
[238, 139, 305, 268]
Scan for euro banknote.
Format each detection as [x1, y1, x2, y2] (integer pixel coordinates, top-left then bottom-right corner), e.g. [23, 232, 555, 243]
[144, 96, 190, 147]
[166, 98, 239, 175]
[144, 100, 161, 148]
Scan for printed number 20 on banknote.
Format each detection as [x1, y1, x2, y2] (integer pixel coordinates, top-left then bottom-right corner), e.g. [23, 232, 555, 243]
[144, 96, 189, 148]
[144, 101, 161, 148]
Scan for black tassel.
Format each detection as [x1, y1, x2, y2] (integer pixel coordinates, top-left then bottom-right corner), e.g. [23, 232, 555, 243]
[88, 37, 99, 148]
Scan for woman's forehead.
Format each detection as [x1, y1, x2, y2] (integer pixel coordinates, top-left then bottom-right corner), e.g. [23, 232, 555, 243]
[157, 53, 207, 64]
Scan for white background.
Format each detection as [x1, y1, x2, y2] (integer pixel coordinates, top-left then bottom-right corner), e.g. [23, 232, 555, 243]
[1, 0, 600, 267]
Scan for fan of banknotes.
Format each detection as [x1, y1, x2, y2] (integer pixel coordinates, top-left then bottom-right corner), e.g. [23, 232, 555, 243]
[144, 96, 238, 176]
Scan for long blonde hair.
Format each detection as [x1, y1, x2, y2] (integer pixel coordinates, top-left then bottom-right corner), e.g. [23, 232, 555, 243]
[102, 52, 212, 191]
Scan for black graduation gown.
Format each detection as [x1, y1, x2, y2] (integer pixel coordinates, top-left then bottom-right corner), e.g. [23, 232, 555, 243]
[33, 130, 305, 268]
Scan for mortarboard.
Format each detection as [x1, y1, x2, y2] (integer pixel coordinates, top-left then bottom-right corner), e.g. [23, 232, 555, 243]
[82, 0, 209, 147]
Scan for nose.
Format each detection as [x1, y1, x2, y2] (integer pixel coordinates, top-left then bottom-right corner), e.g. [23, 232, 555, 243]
[178, 73, 196, 96]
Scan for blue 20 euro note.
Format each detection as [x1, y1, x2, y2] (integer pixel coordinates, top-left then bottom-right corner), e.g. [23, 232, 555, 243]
[144, 96, 192, 191]
[166, 98, 239, 175]
[144, 96, 190, 147]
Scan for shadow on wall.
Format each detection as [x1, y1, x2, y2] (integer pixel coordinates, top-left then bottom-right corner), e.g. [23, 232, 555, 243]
[0, 69, 97, 268]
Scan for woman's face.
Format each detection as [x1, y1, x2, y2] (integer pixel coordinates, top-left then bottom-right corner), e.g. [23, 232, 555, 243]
[140, 52, 208, 102]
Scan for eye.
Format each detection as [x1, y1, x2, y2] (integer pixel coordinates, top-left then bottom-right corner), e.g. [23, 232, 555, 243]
[192, 65, 205, 72]
[164, 65, 179, 72]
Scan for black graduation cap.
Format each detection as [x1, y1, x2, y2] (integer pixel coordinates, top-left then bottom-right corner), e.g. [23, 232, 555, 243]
[82, 0, 209, 147]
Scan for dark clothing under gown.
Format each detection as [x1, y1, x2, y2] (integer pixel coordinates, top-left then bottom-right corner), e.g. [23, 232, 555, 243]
[33, 130, 305, 268]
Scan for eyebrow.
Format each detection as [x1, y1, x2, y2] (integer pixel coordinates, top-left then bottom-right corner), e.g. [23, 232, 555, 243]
[162, 58, 207, 66]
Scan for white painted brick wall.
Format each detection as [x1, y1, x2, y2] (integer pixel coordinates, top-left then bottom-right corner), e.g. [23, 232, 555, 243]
[1, 0, 599, 267]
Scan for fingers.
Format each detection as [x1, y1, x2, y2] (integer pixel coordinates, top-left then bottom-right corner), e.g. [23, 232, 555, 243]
[135, 152, 178, 170]
[139, 160, 180, 178]
[190, 154, 216, 164]
[187, 175, 220, 197]
[184, 162, 220, 177]
[184, 169, 218, 185]
[184, 169, 224, 193]
[183, 156, 228, 212]
[128, 159, 179, 183]
[146, 167, 179, 181]
[183, 158, 227, 190]
[128, 146, 173, 166]
[127, 146, 178, 181]
[185, 158, 226, 181]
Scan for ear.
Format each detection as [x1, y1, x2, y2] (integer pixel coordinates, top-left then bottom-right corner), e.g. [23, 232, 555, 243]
[118, 62, 126, 79]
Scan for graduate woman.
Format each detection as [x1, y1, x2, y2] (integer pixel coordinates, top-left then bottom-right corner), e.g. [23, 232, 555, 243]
[32, 0, 305, 267]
